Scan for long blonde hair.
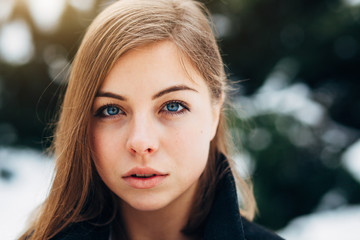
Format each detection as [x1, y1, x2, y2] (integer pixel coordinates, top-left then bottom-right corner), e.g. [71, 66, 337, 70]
[20, 0, 256, 239]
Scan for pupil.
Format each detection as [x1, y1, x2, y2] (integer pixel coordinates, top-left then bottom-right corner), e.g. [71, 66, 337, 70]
[167, 103, 179, 111]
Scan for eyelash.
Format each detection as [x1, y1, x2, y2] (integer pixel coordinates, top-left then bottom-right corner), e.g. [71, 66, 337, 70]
[94, 100, 190, 118]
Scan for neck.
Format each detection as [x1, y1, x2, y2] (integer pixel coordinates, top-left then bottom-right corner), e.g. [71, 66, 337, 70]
[117, 186, 198, 240]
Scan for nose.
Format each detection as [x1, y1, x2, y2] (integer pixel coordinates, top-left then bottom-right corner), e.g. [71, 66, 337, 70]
[126, 114, 159, 156]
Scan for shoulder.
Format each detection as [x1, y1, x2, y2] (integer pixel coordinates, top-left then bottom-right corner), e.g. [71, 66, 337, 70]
[240, 217, 285, 240]
[51, 221, 110, 240]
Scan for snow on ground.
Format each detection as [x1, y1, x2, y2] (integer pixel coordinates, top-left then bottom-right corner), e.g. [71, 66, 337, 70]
[278, 205, 360, 240]
[0, 148, 54, 240]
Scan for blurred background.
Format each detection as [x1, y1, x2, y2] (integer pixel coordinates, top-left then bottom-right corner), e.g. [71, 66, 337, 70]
[0, 0, 359, 239]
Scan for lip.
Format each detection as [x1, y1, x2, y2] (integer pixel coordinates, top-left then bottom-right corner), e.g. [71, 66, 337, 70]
[123, 167, 167, 177]
[122, 167, 168, 189]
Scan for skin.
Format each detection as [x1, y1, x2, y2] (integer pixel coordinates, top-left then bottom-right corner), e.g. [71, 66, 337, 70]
[90, 40, 221, 240]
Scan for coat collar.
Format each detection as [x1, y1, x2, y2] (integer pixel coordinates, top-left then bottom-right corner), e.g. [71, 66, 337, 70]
[203, 158, 284, 240]
[203, 167, 246, 240]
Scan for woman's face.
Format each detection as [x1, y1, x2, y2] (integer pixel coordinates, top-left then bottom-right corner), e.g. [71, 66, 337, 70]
[90, 41, 221, 212]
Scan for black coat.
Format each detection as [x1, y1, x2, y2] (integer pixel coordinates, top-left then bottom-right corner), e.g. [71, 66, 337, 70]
[53, 167, 284, 240]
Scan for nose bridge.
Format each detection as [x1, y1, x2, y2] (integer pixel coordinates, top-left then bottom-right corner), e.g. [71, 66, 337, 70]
[126, 110, 158, 155]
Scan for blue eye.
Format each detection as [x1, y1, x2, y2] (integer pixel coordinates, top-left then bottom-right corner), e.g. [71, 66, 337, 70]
[95, 104, 123, 118]
[166, 102, 182, 112]
[105, 106, 120, 115]
[161, 101, 189, 115]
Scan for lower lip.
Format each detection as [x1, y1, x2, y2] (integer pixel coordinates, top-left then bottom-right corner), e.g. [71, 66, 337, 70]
[122, 175, 167, 189]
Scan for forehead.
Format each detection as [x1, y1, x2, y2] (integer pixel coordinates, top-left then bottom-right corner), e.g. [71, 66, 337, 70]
[100, 41, 208, 95]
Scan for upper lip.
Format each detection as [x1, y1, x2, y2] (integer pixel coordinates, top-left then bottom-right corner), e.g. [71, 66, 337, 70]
[123, 167, 168, 178]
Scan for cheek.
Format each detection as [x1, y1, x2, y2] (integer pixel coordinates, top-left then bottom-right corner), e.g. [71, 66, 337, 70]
[90, 126, 121, 172]
[174, 131, 209, 189]
[90, 127, 105, 159]
[170, 119, 212, 167]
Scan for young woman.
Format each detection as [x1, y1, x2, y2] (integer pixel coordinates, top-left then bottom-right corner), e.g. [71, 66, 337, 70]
[20, 0, 284, 239]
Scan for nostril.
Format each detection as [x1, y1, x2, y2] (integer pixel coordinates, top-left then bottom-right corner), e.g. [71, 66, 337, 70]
[129, 147, 154, 154]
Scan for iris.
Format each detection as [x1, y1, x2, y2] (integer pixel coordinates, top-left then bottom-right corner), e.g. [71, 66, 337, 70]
[166, 103, 180, 112]
[106, 106, 120, 115]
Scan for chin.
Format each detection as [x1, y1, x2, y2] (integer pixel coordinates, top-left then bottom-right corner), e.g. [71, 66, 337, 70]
[122, 196, 171, 212]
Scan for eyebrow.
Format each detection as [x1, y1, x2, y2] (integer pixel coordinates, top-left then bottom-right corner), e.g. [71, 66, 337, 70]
[96, 85, 198, 101]
[151, 85, 198, 100]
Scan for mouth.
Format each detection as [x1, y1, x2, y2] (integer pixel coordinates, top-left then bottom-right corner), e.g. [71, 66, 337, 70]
[122, 167, 168, 189]
[123, 167, 167, 178]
